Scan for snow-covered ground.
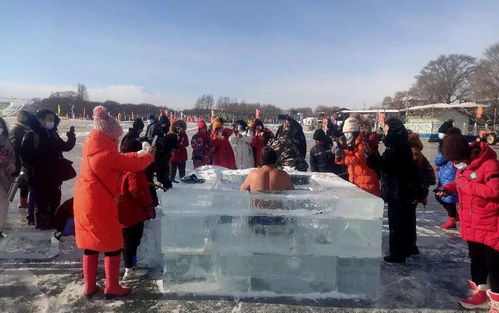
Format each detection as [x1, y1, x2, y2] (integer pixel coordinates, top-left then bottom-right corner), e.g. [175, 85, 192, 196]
[1, 118, 498, 313]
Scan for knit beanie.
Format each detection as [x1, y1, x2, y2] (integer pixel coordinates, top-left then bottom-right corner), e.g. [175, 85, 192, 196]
[313, 129, 328, 142]
[438, 120, 454, 134]
[132, 118, 144, 131]
[198, 119, 207, 130]
[213, 121, 223, 131]
[408, 133, 424, 151]
[442, 134, 471, 162]
[342, 117, 360, 133]
[93, 106, 123, 142]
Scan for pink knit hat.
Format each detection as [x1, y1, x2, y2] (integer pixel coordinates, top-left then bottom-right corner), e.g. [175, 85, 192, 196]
[93, 106, 123, 141]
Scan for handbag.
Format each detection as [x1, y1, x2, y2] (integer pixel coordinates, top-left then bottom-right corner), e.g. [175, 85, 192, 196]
[57, 158, 77, 182]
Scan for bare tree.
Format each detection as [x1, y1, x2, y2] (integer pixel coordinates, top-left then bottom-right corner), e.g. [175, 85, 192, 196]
[216, 96, 235, 110]
[414, 54, 476, 104]
[473, 42, 499, 101]
[290, 107, 313, 116]
[77, 83, 89, 100]
[314, 105, 341, 116]
[195, 94, 215, 110]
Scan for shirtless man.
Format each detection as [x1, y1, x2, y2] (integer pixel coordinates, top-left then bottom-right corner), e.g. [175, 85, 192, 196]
[240, 146, 294, 191]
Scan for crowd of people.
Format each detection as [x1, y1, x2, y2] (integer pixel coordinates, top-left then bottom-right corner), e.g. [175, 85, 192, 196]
[0, 106, 497, 311]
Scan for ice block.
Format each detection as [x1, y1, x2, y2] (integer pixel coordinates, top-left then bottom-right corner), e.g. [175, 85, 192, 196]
[159, 166, 384, 298]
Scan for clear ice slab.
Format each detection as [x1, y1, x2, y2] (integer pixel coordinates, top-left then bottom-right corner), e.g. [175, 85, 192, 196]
[159, 166, 384, 298]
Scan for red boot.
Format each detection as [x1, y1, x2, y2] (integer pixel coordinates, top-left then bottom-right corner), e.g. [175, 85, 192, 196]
[83, 254, 100, 299]
[104, 255, 131, 300]
[487, 290, 499, 313]
[459, 280, 490, 309]
[440, 217, 457, 230]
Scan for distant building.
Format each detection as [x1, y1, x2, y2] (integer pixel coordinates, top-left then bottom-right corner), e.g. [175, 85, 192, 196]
[401, 102, 487, 138]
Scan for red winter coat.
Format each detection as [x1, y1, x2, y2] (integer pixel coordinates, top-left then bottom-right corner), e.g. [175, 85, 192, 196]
[74, 130, 154, 252]
[212, 128, 236, 169]
[443, 142, 499, 251]
[119, 171, 155, 228]
[251, 128, 274, 166]
[170, 133, 189, 163]
[336, 136, 380, 196]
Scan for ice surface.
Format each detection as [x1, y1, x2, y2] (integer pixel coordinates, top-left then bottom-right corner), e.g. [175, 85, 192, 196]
[159, 166, 384, 298]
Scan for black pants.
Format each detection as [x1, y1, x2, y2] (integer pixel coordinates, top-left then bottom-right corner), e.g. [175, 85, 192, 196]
[468, 241, 499, 292]
[169, 162, 186, 182]
[84, 249, 121, 256]
[122, 222, 145, 269]
[20, 183, 29, 198]
[31, 182, 61, 228]
[435, 195, 457, 218]
[388, 200, 416, 258]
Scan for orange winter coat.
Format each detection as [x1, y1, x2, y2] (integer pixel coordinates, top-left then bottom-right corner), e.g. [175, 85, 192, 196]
[336, 136, 380, 196]
[74, 130, 154, 252]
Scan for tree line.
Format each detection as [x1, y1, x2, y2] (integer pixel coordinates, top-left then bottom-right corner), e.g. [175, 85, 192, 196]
[380, 41, 499, 119]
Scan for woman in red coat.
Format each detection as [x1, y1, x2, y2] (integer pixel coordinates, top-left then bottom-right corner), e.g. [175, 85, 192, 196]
[211, 120, 236, 169]
[251, 119, 274, 166]
[169, 119, 189, 182]
[74, 106, 154, 300]
[437, 135, 499, 311]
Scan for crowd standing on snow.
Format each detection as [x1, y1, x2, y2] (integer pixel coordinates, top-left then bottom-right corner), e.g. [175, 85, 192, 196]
[0, 106, 497, 311]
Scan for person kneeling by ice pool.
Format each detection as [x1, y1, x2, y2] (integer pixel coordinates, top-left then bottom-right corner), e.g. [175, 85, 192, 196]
[241, 147, 294, 229]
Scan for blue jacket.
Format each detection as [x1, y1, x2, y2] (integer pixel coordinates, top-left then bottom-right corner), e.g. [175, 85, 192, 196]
[434, 152, 457, 203]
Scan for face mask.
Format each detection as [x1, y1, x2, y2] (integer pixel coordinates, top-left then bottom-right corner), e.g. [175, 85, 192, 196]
[46, 122, 55, 130]
[218, 131, 223, 137]
[237, 126, 244, 132]
[438, 133, 445, 140]
[454, 162, 467, 170]
[345, 133, 355, 143]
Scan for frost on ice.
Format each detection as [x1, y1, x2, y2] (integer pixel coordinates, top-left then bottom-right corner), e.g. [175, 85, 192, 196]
[154, 166, 384, 298]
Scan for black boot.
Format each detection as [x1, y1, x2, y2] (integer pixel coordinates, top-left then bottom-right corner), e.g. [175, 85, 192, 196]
[383, 255, 406, 263]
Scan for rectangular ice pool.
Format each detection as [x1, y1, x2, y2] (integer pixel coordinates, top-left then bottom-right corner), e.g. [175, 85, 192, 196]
[159, 166, 384, 298]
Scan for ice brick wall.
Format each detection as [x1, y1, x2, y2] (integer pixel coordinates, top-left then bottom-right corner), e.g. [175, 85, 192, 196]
[160, 166, 384, 298]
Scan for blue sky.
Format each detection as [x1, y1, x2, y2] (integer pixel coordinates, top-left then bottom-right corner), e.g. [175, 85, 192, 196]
[1, 0, 499, 109]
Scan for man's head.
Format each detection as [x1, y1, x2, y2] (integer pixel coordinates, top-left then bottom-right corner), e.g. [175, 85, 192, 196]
[313, 129, 328, 145]
[36, 110, 56, 130]
[260, 146, 277, 166]
[132, 118, 144, 134]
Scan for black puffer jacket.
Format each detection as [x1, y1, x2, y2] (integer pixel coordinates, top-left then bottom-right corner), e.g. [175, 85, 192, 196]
[310, 143, 338, 173]
[367, 118, 417, 202]
[270, 117, 308, 172]
[8, 110, 33, 175]
[20, 113, 76, 187]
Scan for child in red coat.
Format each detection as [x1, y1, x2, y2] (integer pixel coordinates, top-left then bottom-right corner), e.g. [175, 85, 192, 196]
[169, 120, 189, 182]
[437, 135, 499, 311]
[119, 139, 156, 280]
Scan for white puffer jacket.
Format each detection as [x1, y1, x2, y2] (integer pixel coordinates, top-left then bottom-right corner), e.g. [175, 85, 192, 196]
[230, 129, 255, 169]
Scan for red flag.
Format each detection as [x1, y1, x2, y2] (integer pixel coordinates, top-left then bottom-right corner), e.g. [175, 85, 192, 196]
[476, 106, 484, 119]
[256, 109, 261, 119]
